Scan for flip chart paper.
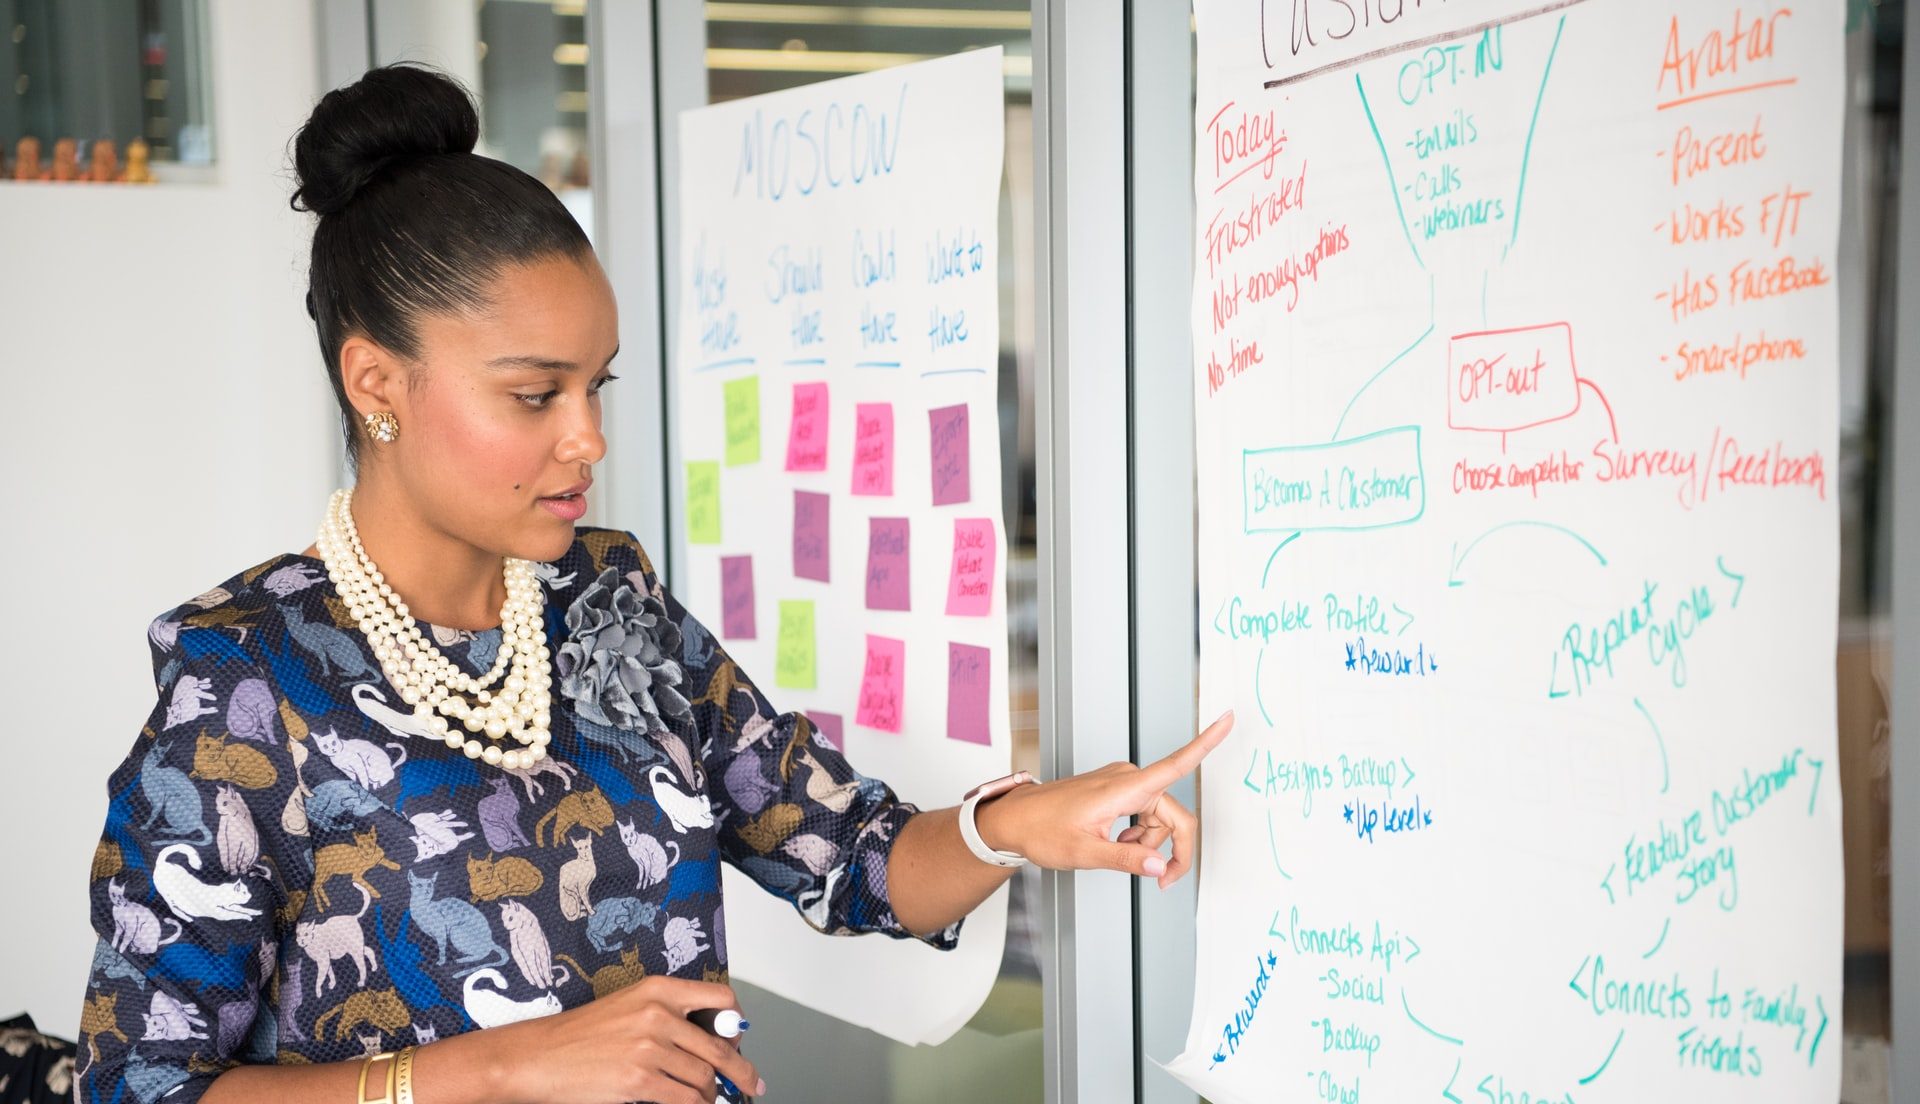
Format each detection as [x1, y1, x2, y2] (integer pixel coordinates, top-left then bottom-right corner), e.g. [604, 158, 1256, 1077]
[1170, 4, 1844, 1101]
[672, 49, 1012, 1045]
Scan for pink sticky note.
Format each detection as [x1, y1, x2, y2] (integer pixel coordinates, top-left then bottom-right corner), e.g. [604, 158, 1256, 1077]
[928, 404, 971, 506]
[945, 518, 996, 617]
[793, 490, 830, 582]
[946, 643, 992, 746]
[865, 518, 911, 611]
[808, 710, 844, 752]
[855, 634, 906, 733]
[719, 555, 755, 639]
[785, 381, 829, 472]
[851, 402, 894, 496]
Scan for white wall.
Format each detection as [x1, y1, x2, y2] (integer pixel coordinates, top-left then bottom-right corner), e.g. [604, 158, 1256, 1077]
[0, 0, 338, 1039]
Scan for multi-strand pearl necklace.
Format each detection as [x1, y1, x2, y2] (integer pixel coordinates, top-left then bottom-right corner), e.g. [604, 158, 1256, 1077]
[316, 488, 552, 769]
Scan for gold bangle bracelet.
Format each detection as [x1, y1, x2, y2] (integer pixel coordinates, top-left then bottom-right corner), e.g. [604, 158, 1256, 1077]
[394, 1046, 417, 1104]
[357, 1051, 398, 1104]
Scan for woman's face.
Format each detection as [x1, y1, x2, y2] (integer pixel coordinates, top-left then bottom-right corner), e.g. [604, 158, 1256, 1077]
[368, 253, 620, 565]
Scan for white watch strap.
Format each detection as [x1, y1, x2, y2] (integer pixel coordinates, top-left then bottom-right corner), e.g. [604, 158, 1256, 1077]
[959, 790, 1029, 868]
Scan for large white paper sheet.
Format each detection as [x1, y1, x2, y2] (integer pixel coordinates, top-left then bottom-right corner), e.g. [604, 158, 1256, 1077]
[1172, 3, 1843, 1100]
[672, 48, 1010, 1046]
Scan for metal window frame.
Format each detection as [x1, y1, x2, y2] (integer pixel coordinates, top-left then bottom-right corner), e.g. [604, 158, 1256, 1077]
[1030, 0, 1139, 1100]
[1123, 2, 1200, 1102]
[1890, 5, 1919, 1100]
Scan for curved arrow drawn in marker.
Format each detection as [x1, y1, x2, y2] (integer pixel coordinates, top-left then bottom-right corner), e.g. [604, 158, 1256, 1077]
[1401, 990, 1464, 1046]
[1577, 377, 1620, 444]
[1266, 807, 1293, 881]
[1577, 1028, 1624, 1084]
[1255, 645, 1273, 727]
[1633, 696, 1670, 794]
[1331, 281, 1435, 442]
[1450, 520, 1607, 587]
[1642, 916, 1671, 959]
[1262, 532, 1302, 588]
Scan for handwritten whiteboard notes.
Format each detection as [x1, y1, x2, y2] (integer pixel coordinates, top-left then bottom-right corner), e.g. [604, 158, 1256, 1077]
[1172, 3, 1843, 1102]
[672, 48, 1011, 1045]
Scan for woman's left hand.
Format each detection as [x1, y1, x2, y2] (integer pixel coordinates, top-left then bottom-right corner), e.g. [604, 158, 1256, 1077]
[976, 710, 1234, 890]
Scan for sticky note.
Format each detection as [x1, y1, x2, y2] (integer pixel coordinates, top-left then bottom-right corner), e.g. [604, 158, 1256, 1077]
[946, 643, 992, 746]
[928, 403, 971, 506]
[793, 490, 830, 582]
[723, 375, 760, 465]
[785, 381, 830, 472]
[865, 518, 911, 611]
[808, 710, 844, 752]
[855, 634, 906, 732]
[720, 555, 755, 639]
[685, 461, 721, 545]
[774, 600, 816, 689]
[945, 518, 996, 617]
[851, 402, 894, 496]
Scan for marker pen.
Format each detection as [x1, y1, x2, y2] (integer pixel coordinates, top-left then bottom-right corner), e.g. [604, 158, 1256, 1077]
[689, 1008, 750, 1038]
[688, 1008, 752, 1098]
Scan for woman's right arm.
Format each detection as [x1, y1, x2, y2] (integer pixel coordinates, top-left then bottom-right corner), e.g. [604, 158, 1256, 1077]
[201, 976, 765, 1104]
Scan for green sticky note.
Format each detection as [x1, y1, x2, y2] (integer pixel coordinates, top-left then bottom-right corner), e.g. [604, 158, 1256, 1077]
[775, 599, 817, 689]
[685, 461, 721, 545]
[724, 375, 761, 466]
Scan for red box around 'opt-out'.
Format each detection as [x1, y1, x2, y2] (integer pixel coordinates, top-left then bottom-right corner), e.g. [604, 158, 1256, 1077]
[1447, 322, 1579, 434]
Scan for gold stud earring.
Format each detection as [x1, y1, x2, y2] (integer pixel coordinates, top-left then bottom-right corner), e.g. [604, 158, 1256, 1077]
[364, 411, 400, 443]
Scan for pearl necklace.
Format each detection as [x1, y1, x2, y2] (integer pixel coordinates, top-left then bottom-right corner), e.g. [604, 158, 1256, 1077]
[315, 488, 551, 769]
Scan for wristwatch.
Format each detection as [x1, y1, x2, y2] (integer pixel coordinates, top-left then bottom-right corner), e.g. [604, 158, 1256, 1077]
[959, 771, 1038, 868]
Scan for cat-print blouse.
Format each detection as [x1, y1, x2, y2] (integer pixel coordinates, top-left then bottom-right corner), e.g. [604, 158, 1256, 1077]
[77, 526, 960, 1104]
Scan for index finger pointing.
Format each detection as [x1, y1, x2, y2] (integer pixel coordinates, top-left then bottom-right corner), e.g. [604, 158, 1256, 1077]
[1142, 709, 1235, 788]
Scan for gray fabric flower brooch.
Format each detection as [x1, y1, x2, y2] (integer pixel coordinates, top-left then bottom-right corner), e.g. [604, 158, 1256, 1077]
[555, 566, 693, 736]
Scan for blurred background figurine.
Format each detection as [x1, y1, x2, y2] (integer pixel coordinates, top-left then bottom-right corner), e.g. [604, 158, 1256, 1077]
[87, 140, 120, 183]
[121, 137, 154, 183]
[13, 136, 44, 181]
[48, 138, 79, 182]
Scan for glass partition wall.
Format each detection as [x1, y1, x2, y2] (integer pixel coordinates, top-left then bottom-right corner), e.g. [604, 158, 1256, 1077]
[690, 5, 1044, 1101]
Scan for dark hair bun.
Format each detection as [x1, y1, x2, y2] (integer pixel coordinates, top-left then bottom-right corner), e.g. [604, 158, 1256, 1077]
[291, 63, 480, 217]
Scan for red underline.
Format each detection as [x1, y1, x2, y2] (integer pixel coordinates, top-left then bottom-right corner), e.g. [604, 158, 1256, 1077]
[1212, 142, 1288, 196]
[1656, 77, 1799, 111]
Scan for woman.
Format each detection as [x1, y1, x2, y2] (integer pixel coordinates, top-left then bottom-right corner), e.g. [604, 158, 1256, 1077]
[76, 64, 1230, 1104]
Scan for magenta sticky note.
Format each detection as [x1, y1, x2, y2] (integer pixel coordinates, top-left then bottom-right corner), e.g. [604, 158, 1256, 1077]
[928, 404, 971, 506]
[851, 402, 894, 496]
[719, 555, 756, 639]
[946, 643, 992, 746]
[793, 490, 830, 582]
[808, 710, 844, 752]
[865, 518, 911, 611]
[785, 381, 829, 472]
[855, 634, 906, 733]
[945, 518, 996, 617]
